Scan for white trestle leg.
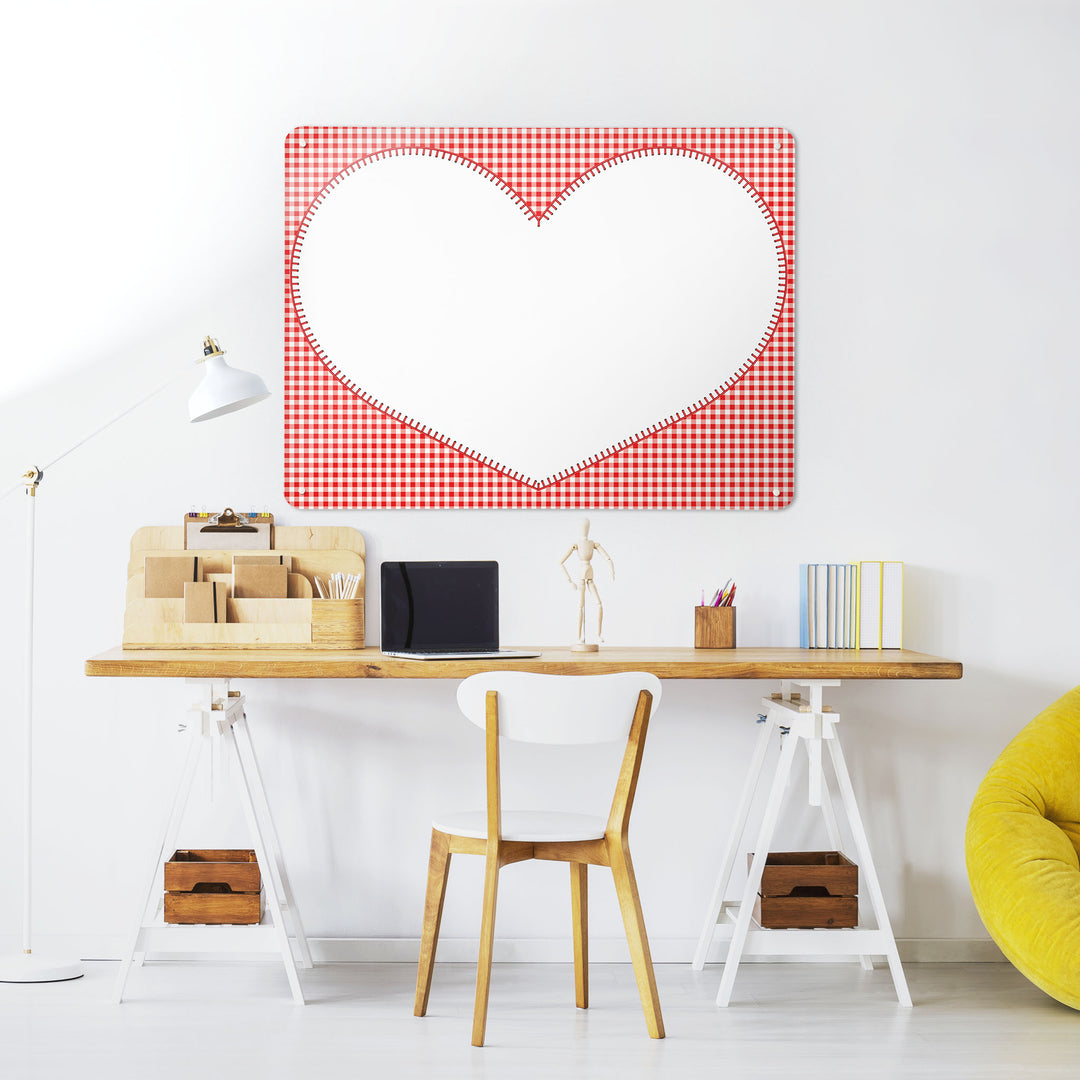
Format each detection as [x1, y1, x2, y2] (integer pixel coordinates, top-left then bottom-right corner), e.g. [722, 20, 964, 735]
[692, 709, 776, 971]
[693, 681, 911, 1007]
[231, 713, 313, 970]
[115, 680, 311, 1004]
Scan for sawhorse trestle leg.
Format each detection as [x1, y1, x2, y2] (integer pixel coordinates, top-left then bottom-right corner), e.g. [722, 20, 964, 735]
[115, 680, 311, 1004]
[693, 681, 911, 1007]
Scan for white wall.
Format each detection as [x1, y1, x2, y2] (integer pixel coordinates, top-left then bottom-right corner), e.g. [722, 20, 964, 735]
[1, 0, 1078, 959]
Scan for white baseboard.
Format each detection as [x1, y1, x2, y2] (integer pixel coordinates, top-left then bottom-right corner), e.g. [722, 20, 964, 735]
[302, 936, 1007, 965]
[6, 934, 1006, 965]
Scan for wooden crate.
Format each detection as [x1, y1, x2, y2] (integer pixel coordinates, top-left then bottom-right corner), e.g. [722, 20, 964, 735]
[164, 849, 262, 925]
[751, 851, 858, 929]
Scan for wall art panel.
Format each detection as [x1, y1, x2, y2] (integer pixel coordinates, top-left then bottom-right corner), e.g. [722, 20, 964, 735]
[285, 127, 794, 509]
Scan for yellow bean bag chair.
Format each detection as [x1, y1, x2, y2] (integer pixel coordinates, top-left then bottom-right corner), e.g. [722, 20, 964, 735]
[966, 685, 1080, 1009]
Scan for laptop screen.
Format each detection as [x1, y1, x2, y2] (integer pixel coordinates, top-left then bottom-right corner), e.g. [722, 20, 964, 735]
[380, 561, 499, 652]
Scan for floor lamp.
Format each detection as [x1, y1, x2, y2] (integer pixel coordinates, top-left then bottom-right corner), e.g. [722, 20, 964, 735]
[0, 336, 270, 983]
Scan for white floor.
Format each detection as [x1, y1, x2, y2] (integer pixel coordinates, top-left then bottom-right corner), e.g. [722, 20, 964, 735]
[4, 961, 1080, 1079]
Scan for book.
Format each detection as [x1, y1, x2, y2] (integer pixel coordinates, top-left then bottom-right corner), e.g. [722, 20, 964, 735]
[798, 559, 902, 649]
[848, 563, 858, 648]
[815, 564, 829, 648]
[858, 561, 882, 649]
[799, 564, 810, 649]
[799, 562, 854, 648]
[827, 565, 837, 648]
[836, 564, 847, 648]
[881, 561, 903, 648]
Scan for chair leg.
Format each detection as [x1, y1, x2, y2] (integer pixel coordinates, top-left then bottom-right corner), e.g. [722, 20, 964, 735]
[609, 843, 664, 1039]
[472, 848, 501, 1047]
[570, 862, 589, 1009]
[414, 829, 452, 1017]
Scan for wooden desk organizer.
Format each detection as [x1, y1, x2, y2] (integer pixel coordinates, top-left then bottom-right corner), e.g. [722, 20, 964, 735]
[123, 525, 365, 649]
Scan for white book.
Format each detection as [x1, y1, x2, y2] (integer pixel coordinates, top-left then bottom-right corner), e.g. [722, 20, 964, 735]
[799, 564, 811, 649]
[838, 565, 846, 648]
[848, 563, 858, 647]
[827, 564, 837, 648]
[858, 561, 882, 649]
[815, 564, 828, 648]
[881, 561, 903, 648]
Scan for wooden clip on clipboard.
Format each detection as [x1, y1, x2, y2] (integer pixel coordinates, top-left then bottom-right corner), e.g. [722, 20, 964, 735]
[185, 508, 273, 550]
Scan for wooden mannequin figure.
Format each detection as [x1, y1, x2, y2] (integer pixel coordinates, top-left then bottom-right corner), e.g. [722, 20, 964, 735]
[559, 518, 615, 652]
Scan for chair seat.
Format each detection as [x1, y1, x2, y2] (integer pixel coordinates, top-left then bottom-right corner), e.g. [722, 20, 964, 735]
[433, 809, 607, 843]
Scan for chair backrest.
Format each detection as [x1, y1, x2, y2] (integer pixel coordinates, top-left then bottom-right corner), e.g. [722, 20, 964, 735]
[456, 671, 662, 744]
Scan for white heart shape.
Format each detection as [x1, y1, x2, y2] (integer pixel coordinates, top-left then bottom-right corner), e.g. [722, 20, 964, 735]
[293, 149, 784, 486]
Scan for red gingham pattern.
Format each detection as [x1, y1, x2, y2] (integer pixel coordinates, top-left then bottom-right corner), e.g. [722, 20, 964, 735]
[284, 127, 795, 509]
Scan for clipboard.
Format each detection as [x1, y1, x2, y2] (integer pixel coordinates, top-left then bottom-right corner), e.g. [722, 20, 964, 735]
[185, 508, 273, 550]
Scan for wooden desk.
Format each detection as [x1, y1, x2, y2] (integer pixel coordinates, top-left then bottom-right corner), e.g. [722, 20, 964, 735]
[86, 644, 960, 1006]
[85, 645, 962, 681]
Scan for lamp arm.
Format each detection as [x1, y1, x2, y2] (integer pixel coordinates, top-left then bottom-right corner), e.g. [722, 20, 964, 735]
[1, 368, 188, 501]
[42, 369, 188, 475]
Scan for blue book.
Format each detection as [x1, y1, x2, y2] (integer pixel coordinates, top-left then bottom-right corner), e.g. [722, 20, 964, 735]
[799, 564, 810, 648]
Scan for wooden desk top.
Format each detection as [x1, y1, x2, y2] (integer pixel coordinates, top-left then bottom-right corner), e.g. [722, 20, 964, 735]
[85, 646, 962, 681]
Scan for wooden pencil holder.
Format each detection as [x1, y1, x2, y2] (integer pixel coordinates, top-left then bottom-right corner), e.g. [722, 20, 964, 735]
[695, 605, 736, 649]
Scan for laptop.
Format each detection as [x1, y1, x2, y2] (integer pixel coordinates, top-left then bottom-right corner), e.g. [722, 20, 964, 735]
[380, 560, 541, 660]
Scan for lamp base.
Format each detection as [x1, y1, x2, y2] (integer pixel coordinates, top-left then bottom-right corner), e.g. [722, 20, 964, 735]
[0, 952, 84, 983]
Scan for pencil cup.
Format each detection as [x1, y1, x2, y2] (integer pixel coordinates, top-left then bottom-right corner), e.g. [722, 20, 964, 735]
[695, 606, 736, 649]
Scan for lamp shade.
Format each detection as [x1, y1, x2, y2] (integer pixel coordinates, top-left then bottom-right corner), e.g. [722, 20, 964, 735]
[188, 340, 270, 422]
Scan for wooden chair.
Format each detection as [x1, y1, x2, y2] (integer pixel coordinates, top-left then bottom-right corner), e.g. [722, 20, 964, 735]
[413, 671, 665, 1046]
